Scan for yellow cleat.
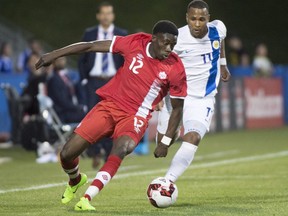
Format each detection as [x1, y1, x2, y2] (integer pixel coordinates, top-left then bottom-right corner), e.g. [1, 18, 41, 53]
[74, 197, 96, 211]
[61, 173, 88, 204]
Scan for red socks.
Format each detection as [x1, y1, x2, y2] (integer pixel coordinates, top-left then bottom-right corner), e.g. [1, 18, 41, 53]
[84, 155, 122, 201]
[91, 155, 122, 189]
[60, 157, 81, 186]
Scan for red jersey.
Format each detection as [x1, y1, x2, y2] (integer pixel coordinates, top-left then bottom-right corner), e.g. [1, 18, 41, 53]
[96, 33, 187, 120]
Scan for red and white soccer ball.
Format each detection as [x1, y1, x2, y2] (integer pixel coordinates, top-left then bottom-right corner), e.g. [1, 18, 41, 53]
[147, 177, 178, 208]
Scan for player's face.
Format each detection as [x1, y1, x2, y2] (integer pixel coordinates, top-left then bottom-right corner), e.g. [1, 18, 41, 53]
[152, 33, 177, 60]
[96, 6, 115, 28]
[186, 7, 210, 38]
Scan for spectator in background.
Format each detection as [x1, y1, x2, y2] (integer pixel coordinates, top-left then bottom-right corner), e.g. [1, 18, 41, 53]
[47, 57, 86, 124]
[253, 43, 273, 77]
[20, 54, 52, 154]
[21, 54, 47, 116]
[227, 36, 250, 66]
[0, 42, 14, 73]
[19, 54, 56, 164]
[79, 1, 127, 110]
[78, 1, 128, 168]
[17, 38, 43, 73]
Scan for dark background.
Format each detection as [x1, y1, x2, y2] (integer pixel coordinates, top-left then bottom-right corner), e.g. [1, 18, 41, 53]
[1, 0, 287, 63]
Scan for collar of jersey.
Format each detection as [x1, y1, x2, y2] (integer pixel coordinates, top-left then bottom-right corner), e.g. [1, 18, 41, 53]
[146, 42, 153, 58]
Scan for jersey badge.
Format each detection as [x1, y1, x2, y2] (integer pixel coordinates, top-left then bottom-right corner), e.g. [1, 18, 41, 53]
[212, 40, 220, 49]
[158, 71, 167, 80]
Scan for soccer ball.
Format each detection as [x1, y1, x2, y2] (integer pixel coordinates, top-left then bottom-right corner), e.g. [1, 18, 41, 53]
[147, 177, 178, 208]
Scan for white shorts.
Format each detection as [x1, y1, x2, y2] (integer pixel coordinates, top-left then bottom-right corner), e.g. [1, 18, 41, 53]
[157, 95, 215, 139]
[157, 97, 172, 134]
[157, 95, 182, 134]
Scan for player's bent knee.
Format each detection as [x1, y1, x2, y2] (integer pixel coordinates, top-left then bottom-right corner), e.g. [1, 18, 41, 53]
[183, 120, 208, 145]
[111, 136, 136, 158]
[60, 148, 71, 162]
[60, 133, 90, 162]
[125, 140, 137, 155]
[60, 146, 81, 162]
[183, 131, 202, 145]
[112, 136, 136, 158]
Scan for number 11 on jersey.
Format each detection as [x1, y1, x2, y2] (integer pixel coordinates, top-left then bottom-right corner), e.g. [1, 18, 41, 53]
[201, 53, 212, 64]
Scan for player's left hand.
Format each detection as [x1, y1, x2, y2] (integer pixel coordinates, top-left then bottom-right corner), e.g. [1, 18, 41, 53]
[220, 65, 231, 82]
[35, 53, 55, 70]
[154, 143, 168, 158]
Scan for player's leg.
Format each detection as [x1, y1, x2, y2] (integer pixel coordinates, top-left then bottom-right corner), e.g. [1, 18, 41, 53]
[61, 101, 114, 206]
[81, 136, 136, 201]
[76, 115, 147, 210]
[60, 133, 90, 204]
[165, 96, 215, 182]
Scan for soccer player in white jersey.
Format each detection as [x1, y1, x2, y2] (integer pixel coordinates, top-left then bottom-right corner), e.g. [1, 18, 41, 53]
[154, 0, 231, 183]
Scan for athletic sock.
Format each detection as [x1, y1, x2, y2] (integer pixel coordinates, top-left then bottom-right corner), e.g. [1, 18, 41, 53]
[165, 142, 198, 182]
[60, 157, 81, 186]
[84, 155, 122, 201]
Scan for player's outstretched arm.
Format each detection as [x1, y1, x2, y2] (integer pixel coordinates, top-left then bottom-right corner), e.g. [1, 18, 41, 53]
[220, 40, 231, 82]
[154, 98, 184, 158]
[35, 40, 112, 69]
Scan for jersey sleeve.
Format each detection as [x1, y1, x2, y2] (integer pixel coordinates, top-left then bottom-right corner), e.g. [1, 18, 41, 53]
[109, 34, 135, 56]
[169, 59, 187, 99]
[214, 20, 227, 39]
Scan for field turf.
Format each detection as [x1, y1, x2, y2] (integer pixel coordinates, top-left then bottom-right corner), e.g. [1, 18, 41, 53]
[0, 127, 287, 216]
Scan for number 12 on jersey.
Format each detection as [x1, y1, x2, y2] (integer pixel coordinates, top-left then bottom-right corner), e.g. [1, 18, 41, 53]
[129, 57, 143, 74]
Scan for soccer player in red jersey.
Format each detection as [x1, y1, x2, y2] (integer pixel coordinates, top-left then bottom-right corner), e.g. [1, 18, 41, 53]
[36, 20, 187, 211]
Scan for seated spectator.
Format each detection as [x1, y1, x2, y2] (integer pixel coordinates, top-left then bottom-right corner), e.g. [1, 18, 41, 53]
[20, 54, 55, 163]
[227, 36, 250, 66]
[47, 57, 86, 123]
[16, 38, 43, 73]
[0, 42, 14, 73]
[253, 43, 273, 77]
[21, 54, 48, 115]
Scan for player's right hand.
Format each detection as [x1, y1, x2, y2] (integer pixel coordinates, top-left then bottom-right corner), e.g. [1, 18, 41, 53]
[154, 143, 168, 158]
[35, 53, 54, 70]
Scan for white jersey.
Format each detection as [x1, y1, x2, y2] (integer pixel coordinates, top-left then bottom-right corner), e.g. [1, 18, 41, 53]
[174, 20, 227, 98]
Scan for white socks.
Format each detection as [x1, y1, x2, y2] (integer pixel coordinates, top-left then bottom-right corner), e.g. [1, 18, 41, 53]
[85, 171, 112, 200]
[165, 142, 198, 182]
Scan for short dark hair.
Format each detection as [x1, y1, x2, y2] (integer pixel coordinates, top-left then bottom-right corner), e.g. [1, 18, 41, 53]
[187, 0, 209, 12]
[152, 20, 178, 36]
[97, 1, 113, 14]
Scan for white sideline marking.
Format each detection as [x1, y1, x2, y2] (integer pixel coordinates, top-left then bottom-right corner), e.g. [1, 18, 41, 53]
[118, 165, 142, 171]
[85, 150, 237, 175]
[180, 175, 281, 180]
[86, 165, 142, 175]
[0, 150, 287, 194]
[0, 183, 66, 194]
[194, 150, 240, 161]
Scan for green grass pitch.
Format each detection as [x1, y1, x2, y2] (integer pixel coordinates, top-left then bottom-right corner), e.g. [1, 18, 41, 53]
[0, 127, 287, 216]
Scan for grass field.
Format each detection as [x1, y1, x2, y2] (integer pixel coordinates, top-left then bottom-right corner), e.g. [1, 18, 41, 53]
[0, 127, 287, 216]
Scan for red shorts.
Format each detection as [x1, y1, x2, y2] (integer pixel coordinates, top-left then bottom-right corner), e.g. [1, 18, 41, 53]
[74, 100, 148, 144]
